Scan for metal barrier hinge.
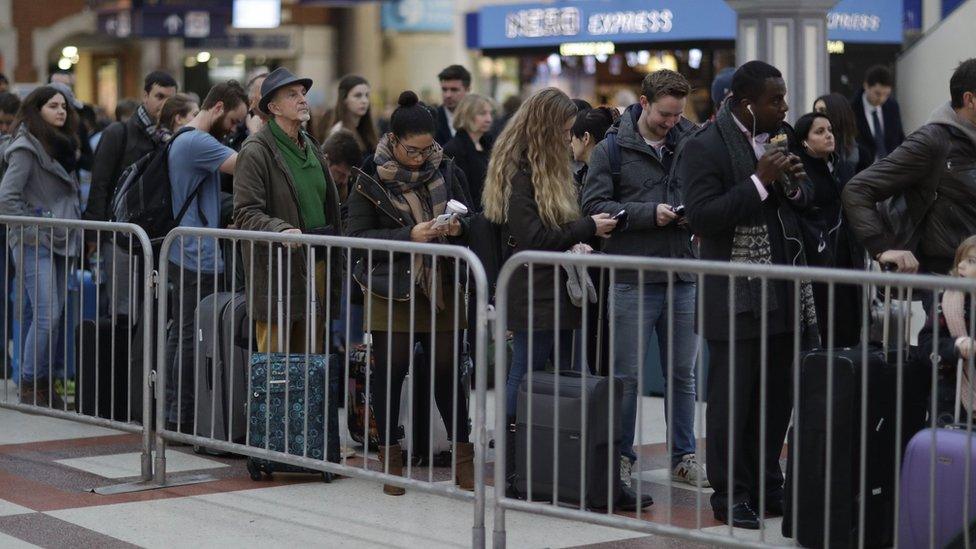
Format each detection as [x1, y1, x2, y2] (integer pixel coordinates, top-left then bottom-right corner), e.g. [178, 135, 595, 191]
[150, 270, 159, 298]
[149, 369, 157, 386]
[485, 304, 498, 322]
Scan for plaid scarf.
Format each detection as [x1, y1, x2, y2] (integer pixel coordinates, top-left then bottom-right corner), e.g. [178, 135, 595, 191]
[373, 134, 449, 308]
[714, 106, 819, 336]
[135, 104, 156, 137]
[374, 134, 448, 224]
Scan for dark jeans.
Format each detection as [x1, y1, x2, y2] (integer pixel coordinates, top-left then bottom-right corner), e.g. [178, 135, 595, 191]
[505, 329, 576, 417]
[705, 334, 793, 512]
[371, 330, 470, 445]
[165, 265, 221, 426]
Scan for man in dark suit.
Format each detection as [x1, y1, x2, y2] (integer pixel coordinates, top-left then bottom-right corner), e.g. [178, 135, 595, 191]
[433, 65, 471, 146]
[676, 61, 815, 529]
[851, 64, 905, 163]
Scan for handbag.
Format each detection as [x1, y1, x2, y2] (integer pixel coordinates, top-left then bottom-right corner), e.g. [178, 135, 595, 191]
[352, 254, 413, 301]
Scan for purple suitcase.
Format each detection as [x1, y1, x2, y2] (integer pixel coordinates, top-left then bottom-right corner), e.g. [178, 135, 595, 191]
[899, 428, 976, 548]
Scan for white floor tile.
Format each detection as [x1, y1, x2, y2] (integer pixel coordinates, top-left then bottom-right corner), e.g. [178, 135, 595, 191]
[48, 480, 641, 549]
[0, 532, 40, 548]
[0, 498, 34, 517]
[55, 450, 227, 479]
[701, 516, 789, 546]
[0, 404, 122, 445]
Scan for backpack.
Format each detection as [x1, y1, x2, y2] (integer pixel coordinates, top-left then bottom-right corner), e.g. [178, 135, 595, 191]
[111, 127, 204, 240]
[604, 130, 623, 187]
[468, 212, 516, 302]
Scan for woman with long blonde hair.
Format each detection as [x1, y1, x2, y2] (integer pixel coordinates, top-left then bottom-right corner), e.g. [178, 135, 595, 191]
[482, 87, 616, 420]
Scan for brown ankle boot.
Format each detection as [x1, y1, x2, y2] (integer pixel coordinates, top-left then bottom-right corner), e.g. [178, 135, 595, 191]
[379, 444, 405, 496]
[455, 442, 475, 491]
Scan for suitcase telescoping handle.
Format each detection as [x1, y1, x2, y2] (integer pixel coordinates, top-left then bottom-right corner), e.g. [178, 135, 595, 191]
[277, 247, 284, 352]
[878, 260, 912, 352]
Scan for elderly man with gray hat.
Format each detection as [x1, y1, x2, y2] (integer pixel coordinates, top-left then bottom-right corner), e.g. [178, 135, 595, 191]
[233, 67, 343, 356]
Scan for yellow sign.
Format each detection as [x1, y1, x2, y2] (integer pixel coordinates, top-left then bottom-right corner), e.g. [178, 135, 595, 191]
[559, 42, 616, 57]
[827, 40, 845, 54]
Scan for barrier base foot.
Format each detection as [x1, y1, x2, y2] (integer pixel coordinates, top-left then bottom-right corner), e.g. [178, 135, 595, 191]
[91, 473, 218, 495]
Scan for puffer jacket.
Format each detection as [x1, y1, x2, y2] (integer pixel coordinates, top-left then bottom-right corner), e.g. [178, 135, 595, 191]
[842, 102, 976, 275]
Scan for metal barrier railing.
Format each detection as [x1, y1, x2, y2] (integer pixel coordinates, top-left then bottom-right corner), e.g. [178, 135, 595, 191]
[0, 215, 155, 481]
[491, 250, 976, 549]
[153, 226, 489, 548]
[5, 214, 976, 548]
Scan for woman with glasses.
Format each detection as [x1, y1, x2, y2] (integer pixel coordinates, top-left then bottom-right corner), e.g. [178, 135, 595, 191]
[345, 90, 473, 496]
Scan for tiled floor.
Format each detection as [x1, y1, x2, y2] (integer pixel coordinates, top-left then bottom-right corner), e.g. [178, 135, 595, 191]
[0, 392, 791, 548]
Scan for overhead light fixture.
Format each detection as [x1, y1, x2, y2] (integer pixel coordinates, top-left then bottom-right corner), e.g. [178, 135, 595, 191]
[688, 48, 703, 70]
[61, 46, 78, 58]
[196, 51, 212, 63]
[57, 57, 73, 70]
[827, 40, 846, 54]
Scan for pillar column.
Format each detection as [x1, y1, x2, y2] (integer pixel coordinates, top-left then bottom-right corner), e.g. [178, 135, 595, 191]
[727, 0, 838, 123]
[922, 0, 942, 32]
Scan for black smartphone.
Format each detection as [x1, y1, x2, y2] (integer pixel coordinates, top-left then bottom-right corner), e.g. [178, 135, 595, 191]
[671, 205, 686, 217]
[612, 209, 627, 220]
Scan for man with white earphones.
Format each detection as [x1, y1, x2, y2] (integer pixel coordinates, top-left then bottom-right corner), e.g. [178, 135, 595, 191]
[673, 60, 815, 529]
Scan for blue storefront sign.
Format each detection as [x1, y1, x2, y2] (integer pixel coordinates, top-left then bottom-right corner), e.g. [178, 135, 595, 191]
[469, 0, 904, 50]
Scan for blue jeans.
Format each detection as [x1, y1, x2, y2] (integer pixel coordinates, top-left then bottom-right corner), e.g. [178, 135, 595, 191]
[612, 282, 698, 466]
[505, 329, 575, 417]
[10, 245, 68, 384]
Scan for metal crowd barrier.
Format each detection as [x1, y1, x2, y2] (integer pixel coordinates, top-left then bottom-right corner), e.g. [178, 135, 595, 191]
[491, 250, 976, 549]
[0, 215, 155, 481]
[153, 227, 489, 548]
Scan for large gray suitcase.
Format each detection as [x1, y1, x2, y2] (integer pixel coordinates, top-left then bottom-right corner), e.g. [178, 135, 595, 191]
[514, 370, 622, 509]
[194, 292, 250, 447]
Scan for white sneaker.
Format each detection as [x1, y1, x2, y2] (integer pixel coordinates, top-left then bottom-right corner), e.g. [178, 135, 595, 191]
[619, 455, 634, 489]
[672, 453, 710, 487]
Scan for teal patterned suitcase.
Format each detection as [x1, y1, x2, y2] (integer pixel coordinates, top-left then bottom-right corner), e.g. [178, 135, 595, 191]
[246, 353, 340, 481]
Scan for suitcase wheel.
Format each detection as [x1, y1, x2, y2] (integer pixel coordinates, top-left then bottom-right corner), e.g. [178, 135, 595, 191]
[246, 460, 263, 481]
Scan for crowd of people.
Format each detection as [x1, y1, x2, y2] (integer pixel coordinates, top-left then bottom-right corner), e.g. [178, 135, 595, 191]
[2, 54, 976, 525]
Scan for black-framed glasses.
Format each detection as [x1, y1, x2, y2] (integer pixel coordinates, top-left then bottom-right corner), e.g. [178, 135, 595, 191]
[395, 139, 437, 159]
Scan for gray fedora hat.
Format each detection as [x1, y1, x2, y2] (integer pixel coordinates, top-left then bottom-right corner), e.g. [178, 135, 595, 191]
[259, 67, 313, 115]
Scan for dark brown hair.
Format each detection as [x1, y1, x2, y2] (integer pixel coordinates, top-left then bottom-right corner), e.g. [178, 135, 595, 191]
[13, 85, 79, 157]
[158, 93, 198, 132]
[814, 92, 859, 151]
[201, 80, 247, 112]
[641, 69, 691, 102]
[325, 74, 377, 152]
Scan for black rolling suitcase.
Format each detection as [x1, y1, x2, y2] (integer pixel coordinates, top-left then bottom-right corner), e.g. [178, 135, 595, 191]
[194, 292, 250, 450]
[782, 345, 926, 548]
[513, 370, 621, 509]
[76, 318, 143, 422]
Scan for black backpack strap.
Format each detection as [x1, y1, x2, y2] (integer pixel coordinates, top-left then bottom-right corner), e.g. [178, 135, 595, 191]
[606, 132, 622, 187]
[169, 127, 209, 226]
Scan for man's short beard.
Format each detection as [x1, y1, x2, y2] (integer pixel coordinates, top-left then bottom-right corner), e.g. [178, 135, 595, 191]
[209, 112, 230, 141]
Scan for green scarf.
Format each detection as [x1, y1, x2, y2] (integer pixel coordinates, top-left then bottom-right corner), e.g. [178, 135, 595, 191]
[269, 119, 327, 230]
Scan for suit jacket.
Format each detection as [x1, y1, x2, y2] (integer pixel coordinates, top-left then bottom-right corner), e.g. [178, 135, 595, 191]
[434, 105, 453, 147]
[851, 90, 905, 162]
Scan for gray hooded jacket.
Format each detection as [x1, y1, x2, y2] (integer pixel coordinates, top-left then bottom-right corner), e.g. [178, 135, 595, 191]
[0, 128, 82, 257]
[580, 103, 697, 283]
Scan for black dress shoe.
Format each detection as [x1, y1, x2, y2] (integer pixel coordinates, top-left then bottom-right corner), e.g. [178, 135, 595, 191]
[713, 501, 760, 529]
[617, 484, 654, 511]
[752, 493, 784, 517]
